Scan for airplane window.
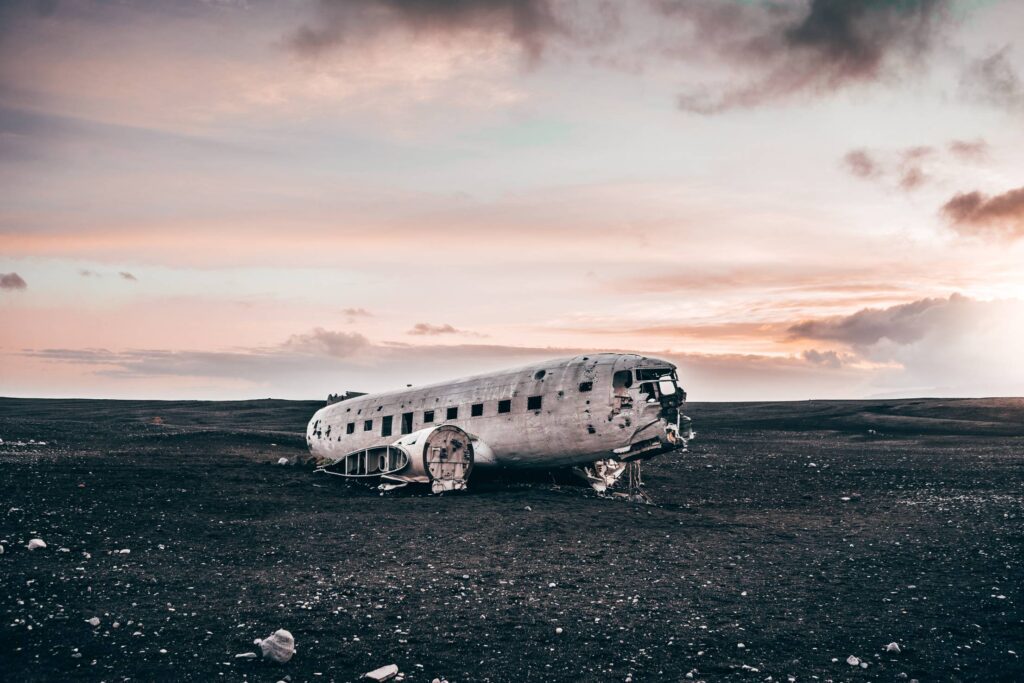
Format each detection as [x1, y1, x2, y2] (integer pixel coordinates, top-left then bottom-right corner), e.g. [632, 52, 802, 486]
[613, 370, 633, 390]
[423, 410, 435, 423]
[578, 381, 593, 392]
[527, 395, 542, 411]
[363, 419, 372, 431]
[346, 422, 355, 434]
[498, 399, 511, 413]
[446, 406, 458, 420]
[534, 369, 546, 380]
[401, 412, 414, 434]
[381, 415, 393, 437]
[471, 403, 484, 417]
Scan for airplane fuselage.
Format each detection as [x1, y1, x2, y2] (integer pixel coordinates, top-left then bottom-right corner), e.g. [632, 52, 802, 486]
[306, 353, 690, 475]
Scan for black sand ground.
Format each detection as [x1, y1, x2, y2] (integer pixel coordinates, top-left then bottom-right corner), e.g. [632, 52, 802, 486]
[1, 397, 1022, 682]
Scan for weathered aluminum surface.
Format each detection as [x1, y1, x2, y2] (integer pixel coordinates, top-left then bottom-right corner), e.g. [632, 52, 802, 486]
[306, 353, 689, 478]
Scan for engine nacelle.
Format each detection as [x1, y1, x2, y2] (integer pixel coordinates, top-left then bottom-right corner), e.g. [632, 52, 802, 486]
[383, 424, 475, 493]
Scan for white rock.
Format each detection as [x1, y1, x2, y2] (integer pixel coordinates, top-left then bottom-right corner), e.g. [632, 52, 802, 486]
[886, 642, 901, 653]
[0, 544, 4, 554]
[363, 664, 399, 681]
[119, 549, 130, 555]
[555, 627, 563, 635]
[847, 655, 860, 666]
[277, 457, 289, 466]
[27, 538, 47, 550]
[86, 617, 100, 627]
[235, 652, 258, 659]
[737, 643, 745, 649]
[259, 629, 295, 663]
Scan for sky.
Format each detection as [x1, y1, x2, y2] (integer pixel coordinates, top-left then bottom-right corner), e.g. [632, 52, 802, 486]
[2, 0, 1024, 401]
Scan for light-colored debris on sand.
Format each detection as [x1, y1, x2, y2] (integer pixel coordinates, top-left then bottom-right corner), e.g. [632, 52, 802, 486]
[27, 538, 47, 550]
[235, 652, 258, 659]
[87, 617, 100, 627]
[886, 642, 902, 653]
[258, 629, 295, 663]
[847, 655, 861, 666]
[363, 664, 399, 681]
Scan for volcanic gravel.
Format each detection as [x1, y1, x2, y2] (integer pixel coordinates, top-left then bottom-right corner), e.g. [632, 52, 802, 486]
[1, 397, 1022, 682]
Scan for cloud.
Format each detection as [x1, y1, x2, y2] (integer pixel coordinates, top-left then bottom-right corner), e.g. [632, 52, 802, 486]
[787, 295, 962, 346]
[286, 0, 562, 62]
[119, 271, 138, 281]
[79, 269, 100, 277]
[407, 322, 484, 337]
[842, 149, 880, 178]
[1, 272, 27, 290]
[785, 294, 1024, 395]
[671, 0, 950, 113]
[801, 348, 845, 369]
[284, 327, 370, 357]
[342, 307, 373, 318]
[959, 46, 1024, 111]
[948, 138, 988, 161]
[840, 143, 981, 192]
[941, 186, 1024, 240]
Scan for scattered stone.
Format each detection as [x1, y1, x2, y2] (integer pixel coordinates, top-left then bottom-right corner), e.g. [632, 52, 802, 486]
[363, 664, 399, 681]
[737, 643, 745, 649]
[0, 544, 4, 555]
[86, 617, 100, 627]
[277, 457, 289, 466]
[27, 538, 46, 550]
[886, 642, 901, 653]
[847, 655, 860, 666]
[555, 627, 563, 635]
[524, 506, 532, 511]
[258, 629, 295, 664]
[235, 652, 258, 660]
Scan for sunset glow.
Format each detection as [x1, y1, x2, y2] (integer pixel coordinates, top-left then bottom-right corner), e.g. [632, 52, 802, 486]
[2, 0, 1024, 400]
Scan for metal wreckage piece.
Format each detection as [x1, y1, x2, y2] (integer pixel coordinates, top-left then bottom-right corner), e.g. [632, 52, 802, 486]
[308, 353, 694, 500]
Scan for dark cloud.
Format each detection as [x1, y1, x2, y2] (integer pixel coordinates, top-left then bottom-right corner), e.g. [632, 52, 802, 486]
[119, 271, 137, 281]
[284, 327, 370, 357]
[342, 307, 373, 318]
[948, 138, 988, 161]
[842, 149, 880, 178]
[960, 46, 1024, 111]
[941, 186, 1024, 240]
[670, 0, 950, 114]
[286, 0, 562, 62]
[787, 293, 968, 347]
[1, 272, 27, 289]
[79, 269, 100, 277]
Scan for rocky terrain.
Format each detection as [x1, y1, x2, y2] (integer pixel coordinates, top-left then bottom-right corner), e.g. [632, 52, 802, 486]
[1, 397, 1022, 681]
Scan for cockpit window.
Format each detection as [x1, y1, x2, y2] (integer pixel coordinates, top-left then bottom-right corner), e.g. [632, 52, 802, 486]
[636, 367, 675, 381]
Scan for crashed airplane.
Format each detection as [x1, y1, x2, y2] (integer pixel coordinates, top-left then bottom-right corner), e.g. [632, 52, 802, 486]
[306, 353, 693, 496]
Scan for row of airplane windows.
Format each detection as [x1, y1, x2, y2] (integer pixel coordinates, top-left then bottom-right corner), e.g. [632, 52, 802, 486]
[346, 393, 550, 438]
